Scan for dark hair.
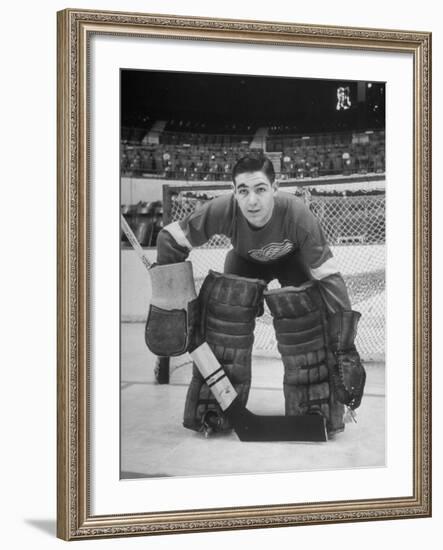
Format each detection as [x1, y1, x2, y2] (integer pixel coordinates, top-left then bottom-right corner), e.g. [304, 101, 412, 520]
[232, 153, 275, 186]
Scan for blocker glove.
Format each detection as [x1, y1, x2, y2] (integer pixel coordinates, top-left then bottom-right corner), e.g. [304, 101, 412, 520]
[145, 262, 199, 356]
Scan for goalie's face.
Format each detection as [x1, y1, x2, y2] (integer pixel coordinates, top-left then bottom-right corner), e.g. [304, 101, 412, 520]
[234, 171, 278, 228]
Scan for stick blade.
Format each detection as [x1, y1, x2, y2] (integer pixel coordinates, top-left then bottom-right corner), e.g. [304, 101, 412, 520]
[227, 401, 328, 442]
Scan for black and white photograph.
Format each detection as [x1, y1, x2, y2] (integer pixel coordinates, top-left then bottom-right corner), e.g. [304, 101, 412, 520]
[120, 70, 386, 479]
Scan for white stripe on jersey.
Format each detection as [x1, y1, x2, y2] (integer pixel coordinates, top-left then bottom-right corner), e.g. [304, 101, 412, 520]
[310, 257, 339, 280]
[163, 221, 193, 250]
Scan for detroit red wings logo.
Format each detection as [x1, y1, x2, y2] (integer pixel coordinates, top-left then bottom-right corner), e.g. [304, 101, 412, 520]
[248, 240, 294, 262]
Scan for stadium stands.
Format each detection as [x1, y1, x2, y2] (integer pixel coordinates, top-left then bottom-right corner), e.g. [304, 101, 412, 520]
[121, 125, 385, 180]
[121, 201, 163, 247]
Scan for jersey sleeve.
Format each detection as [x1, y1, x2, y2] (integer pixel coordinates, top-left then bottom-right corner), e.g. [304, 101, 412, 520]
[294, 203, 352, 313]
[156, 194, 234, 265]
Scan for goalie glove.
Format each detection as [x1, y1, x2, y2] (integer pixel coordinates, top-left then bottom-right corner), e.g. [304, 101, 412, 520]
[328, 311, 366, 410]
[145, 261, 199, 356]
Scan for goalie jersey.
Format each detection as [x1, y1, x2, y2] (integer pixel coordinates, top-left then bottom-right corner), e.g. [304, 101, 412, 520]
[157, 191, 351, 313]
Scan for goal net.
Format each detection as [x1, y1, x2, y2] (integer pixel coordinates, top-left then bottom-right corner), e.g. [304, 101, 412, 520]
[163, 177, 385, 361]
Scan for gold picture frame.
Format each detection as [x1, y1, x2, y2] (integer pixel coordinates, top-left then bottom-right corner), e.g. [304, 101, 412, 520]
[57, 8, 431, 540]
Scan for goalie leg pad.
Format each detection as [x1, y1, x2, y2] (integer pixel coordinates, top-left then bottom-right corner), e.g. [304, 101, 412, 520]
[265, 284, 345, 435]
[183, 271, 266, 433]
[145, 262, 199, 356]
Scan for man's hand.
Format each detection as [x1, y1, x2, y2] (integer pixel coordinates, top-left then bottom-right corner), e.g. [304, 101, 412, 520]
[331, 349, 366, 410]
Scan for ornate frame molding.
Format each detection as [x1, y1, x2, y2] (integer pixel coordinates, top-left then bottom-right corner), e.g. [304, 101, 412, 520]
[57, 9, 431, 540]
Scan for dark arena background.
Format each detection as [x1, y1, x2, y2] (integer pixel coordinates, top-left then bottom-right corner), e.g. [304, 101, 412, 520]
[120, 69, 386, 478]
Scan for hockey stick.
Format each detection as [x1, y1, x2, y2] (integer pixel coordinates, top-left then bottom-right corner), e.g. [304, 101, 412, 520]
[121, 214, 153, 270]
[120, 214, 327, 442]
[190, 343, 327, 442]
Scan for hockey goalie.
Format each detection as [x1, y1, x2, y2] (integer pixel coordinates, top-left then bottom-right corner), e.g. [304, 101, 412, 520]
[143, 153, 366, 441]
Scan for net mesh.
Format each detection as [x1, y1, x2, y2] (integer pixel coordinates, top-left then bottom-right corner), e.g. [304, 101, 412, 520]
[165, 183, 385, 361]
